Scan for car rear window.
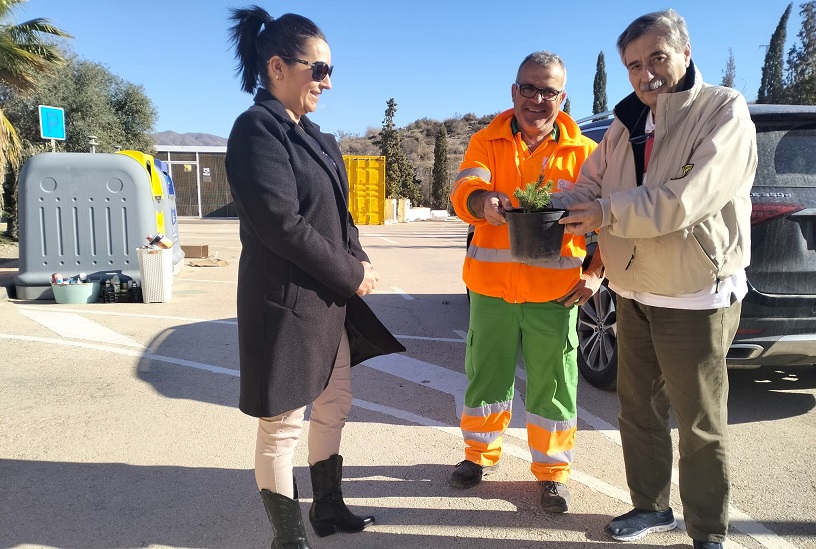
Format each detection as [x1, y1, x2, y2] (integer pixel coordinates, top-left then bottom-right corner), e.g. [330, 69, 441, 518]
[756, 124, 816, 188]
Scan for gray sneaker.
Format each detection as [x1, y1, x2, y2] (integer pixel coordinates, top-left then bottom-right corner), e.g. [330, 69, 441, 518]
[539, 481, 570, 513]
[605, 507, 677, 541]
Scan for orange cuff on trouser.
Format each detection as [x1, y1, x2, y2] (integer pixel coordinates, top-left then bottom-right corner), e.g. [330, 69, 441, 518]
[461, 405, 512, 466]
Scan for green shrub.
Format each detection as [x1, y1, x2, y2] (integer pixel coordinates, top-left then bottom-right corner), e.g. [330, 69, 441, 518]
[513, 175, 554, 213]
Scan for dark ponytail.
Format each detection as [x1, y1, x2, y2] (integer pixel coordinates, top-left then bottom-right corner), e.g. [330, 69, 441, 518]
[228, 5, 327, 94]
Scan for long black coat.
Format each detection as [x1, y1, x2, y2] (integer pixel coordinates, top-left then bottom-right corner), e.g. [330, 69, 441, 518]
[225, 89, 404, 418]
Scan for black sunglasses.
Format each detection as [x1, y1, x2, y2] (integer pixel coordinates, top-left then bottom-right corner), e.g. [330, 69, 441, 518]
[281, 56, 333, 81]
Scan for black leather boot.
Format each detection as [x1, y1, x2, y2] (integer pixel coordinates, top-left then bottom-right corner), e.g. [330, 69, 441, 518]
[309, 454, 375, 537]
[260, 479, 312, 549]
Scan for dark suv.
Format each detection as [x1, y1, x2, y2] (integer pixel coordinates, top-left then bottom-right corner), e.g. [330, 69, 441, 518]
[574, 105, 816, 389]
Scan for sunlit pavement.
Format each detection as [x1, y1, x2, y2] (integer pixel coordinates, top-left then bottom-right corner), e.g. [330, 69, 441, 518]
[1, 219, 814, 549]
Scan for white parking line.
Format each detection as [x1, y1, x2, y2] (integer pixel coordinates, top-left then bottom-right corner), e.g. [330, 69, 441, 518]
[17, 309, 144, 348]
[15, 305, 238, 325]
[393, 335, 465, 343]
[392, 287, 414, 300]
[0, 329, 786, 549]
[0, 333, 238, 376]
[175, 278, 237, 284]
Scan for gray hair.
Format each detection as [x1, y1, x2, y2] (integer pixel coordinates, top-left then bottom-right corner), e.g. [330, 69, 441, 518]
[616, 9, 690, 61]
[517, 51, 567, 84]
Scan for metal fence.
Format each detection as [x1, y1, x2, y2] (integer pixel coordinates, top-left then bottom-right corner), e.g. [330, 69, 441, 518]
[153, 146, 233, 218]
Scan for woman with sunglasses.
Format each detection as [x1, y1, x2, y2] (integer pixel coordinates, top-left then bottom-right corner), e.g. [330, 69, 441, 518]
[226, 6, 404, 548]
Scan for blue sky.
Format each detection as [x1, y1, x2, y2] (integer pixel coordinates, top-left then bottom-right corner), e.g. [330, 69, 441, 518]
[22, 1, 803, 139]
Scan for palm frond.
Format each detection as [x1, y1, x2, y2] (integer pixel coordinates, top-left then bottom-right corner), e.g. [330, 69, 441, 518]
[0, 108, 23, 170]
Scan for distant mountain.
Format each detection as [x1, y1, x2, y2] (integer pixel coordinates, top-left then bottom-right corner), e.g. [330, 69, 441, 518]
[153, 131, 227, 146]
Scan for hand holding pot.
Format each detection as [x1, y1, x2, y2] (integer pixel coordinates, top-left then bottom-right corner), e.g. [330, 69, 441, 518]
[469, 190, 514, 225]
[560, 200, 603, 235]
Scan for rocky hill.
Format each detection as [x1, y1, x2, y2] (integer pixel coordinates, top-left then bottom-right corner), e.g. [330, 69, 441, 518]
[337, 112, 498, 203]
[153, 131, 227, 146]
[151, 112, 499, 205]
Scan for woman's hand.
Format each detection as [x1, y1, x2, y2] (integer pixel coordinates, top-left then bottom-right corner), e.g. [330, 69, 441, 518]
[356, 261, 380, 296]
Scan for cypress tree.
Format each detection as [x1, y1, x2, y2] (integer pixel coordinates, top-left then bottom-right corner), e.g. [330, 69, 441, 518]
[431, 125, 450, 210]
[758, 3, 792, 103]
[377, 98, 404, 198]
[592, 51, 608, 114]
[785, 1, 816, 104]
[562, 97, 571, 115]
[374, 98, 419, 201]
[721, 48, 736, 88]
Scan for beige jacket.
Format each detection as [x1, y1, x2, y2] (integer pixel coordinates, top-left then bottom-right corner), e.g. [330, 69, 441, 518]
[552, 63, 757, 295]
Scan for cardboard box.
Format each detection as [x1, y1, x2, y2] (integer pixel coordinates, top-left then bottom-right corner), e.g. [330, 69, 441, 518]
[181, 244, 209, 258]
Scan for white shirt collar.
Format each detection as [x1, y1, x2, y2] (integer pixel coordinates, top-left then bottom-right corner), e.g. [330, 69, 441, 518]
[645, 110, 656, 134]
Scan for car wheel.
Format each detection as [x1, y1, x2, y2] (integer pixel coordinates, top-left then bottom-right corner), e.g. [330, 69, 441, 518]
[577, 282, 618, 390]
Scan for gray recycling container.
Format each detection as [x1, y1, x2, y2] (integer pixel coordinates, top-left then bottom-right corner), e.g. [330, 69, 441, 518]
[14, 152, 175, 299]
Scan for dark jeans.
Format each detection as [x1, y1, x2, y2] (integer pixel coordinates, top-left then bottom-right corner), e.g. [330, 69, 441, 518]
[616, 296, 741, 543]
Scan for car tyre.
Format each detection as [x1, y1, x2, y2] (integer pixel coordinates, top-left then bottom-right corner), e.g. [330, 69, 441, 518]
[577, 282, 618, 390]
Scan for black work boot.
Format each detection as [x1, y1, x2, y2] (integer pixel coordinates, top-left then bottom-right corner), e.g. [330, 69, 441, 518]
[309, 454, 374, 537]
[260, 480, 312, 549]
[539, 480, 571, 513]
[448, 459, 499, 489]
[693, 541, 723, 549]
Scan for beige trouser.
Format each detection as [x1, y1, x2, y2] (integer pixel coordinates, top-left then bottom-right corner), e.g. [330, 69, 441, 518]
[255, 329, 352, 499]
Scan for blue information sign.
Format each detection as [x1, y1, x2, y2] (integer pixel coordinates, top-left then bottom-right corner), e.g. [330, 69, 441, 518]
[38, 105, 66, 140]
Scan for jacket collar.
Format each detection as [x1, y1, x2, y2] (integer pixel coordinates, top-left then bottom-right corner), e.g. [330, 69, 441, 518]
[483, 108, 585, 147]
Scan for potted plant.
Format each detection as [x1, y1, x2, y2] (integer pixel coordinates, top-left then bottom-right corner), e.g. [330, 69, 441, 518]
[505, 175, 567, 262]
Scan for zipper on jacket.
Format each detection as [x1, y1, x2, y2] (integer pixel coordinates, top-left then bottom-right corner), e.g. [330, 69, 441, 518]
[715, 277, 721, 293]
[625, 246, 637, 270]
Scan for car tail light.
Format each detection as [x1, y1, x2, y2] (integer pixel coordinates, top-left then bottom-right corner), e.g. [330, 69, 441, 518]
[750, 202, 805, 225]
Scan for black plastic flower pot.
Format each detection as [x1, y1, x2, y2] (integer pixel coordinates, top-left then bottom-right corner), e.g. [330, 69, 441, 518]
[505, 208, 567, 262]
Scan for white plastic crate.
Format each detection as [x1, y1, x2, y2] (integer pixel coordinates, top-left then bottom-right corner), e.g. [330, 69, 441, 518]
[136, 247, 173, 303]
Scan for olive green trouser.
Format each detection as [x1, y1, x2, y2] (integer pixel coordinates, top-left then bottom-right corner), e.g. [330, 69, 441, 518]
[616, 296, 741, 543]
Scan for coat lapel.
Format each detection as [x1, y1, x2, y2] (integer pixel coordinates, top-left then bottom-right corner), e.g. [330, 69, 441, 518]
[251, 89, 350, 232]
[298, 119, 348, 202]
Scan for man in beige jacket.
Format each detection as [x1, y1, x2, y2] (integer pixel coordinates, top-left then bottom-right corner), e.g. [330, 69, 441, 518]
[552, 9, 757, 549]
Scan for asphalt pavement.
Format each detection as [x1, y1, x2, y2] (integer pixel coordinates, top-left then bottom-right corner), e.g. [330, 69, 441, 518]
[1, 219, 814, 549]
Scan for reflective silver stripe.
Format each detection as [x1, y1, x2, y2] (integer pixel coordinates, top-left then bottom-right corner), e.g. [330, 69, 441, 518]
[456, 167, 491, 182]
[462, 430, 502, 446]
[467, 244, 584, 270]
[463, 401, 512, 418]
[530, 447, 574, 465]
[527, 414, 578, 432]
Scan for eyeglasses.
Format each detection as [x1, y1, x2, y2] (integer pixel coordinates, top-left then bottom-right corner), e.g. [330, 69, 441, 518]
[514, 83, 562, 101]
[628, 132, 654, 145]
[280, 56, 333, 81]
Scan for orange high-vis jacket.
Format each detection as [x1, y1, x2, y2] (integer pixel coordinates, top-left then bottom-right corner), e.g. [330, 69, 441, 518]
[450, 109, 597, 303]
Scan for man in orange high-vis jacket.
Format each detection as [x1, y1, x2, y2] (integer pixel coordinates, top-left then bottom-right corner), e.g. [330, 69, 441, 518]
[448, 50, 605, 513]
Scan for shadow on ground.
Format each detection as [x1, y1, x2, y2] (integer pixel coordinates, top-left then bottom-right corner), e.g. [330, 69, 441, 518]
[1, 460, 629, 549]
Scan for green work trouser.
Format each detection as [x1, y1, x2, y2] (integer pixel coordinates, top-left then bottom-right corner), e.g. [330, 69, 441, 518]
[616, 295, 741, 543]
[463, 292, 578, 480]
